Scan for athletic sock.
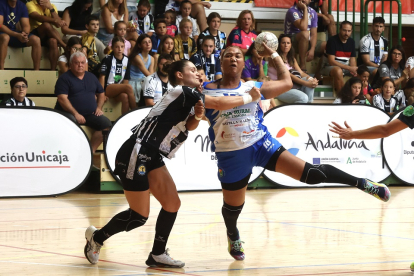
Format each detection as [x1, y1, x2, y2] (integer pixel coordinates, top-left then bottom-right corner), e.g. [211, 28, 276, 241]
[93, 208, 147, 245]
[151, 208, 177, 255]
[222, 201, 244, 241]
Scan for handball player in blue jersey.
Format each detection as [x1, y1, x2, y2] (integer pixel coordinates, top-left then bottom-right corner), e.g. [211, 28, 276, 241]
[202, 44, 391, 261]
[83, 59, 261, 268]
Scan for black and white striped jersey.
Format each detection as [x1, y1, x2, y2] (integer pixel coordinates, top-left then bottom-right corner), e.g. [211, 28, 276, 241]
[359, 33, 388, 65]
[132, 85, 205, 159]
[1, 97, 35, 107]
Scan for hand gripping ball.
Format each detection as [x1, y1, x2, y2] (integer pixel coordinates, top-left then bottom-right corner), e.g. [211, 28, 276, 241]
[255, 32, 279, 52]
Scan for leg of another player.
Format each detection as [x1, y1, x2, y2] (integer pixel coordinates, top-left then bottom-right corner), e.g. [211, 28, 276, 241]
[274, 150, 391, 202]
[145, 165, 185, 268]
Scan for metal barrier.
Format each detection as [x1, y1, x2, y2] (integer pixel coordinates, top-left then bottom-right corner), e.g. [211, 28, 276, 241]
[328, 0, 402, 47]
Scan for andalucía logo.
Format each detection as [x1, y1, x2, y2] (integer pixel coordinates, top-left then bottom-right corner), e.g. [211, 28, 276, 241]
[0, 150, 70, 168]
[276, 127, 299, 156]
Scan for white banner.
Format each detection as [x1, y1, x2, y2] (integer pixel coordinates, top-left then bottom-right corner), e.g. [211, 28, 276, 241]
[382, 110, 414, 184]
[263, 104, 391, 187]
[105, 108, 263, 191]
[0, 107, 92, 197]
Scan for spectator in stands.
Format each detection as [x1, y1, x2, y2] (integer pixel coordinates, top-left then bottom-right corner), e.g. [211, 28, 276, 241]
[142, 53, 173, 106]
[284, 0, 324, 72]
[174, 18, 196, 60]
[0, 0, 41, 70]
[357, 65, 375, 103]
[97, 0, 137, 45]
[333, 77, 369, 104]
[190, 35, 221, 82]
[129, 0, 154, 36]
[226, 10, 256, 54]
[164, 10, 177, 37]
[404, 78, 414, 105]
[61, 0, 105, 61]
[26, 0, 68, 70]
[321, 21, 357, 93]
[154, 35, 175, 68]
[129, 34, 154, 103]
[58, 36, 85, 76]
[165, 0, 210, 32]
[55, 52, 111, 153]
[242, 41, 266, 82]
[1, 77, 35, 106]
[176, 1, 199, 41]
[150, 18, 167, 54]
[358, 17, 388, 76]
[372, 78, 405, 114]
[197, 12, 226, 59]
[371, 45, 408, 89]
[309, 0, 336, 37]
[268, 34, 317, 103]
[82, 15, 101, 75]
[105, 21, 131, 55]
[100, 36, 135, 115]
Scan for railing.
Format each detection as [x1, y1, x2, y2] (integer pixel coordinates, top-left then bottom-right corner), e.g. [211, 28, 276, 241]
[328, 0, 402, 47]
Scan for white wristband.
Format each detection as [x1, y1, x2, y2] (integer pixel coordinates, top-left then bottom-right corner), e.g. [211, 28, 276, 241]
[271, 52, 279, 59]
[194, 115, 202, 120]
[242, 94, 253, 105]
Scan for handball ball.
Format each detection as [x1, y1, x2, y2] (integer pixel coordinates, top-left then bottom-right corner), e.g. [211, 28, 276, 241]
[410, 262, 414, 272]
[255, 32, 279, 52]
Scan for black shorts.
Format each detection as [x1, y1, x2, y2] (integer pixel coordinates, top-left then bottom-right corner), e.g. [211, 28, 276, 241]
[113, 137, 165, 191]
[57, 110, 112, 130]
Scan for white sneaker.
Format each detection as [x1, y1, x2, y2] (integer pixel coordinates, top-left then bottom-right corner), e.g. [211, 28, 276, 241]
[145, 249, 185, 268]
[84, 226, 102, 264]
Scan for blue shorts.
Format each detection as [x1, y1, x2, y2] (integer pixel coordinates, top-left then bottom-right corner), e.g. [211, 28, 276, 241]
[216, 132, 282, 184]
[0, 32, 34, 48]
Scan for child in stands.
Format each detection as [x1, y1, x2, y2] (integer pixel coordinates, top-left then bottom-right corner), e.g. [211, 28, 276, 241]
[164, 10, 177, 37]
[150, 18, 167, 54]
[175, 0, 199, 41]
[82, 15, 101, 75]
[129, 0, 154, 36]
[105, 21, 132, 56]
[174, 19, 197, 60]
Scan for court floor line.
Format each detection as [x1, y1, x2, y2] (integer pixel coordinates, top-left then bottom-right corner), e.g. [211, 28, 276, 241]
[239, 216, 414, 241]
[0, 244, 201, 276]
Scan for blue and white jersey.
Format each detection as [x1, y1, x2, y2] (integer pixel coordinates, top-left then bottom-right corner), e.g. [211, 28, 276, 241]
[203, 81, 268, 152]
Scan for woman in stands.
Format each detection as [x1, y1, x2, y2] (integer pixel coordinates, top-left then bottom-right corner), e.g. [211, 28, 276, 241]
[333, 77, 369, 104]
[57, 37, 86, 76]
[129, 34, 155, 104]
[154, 35, 176, 70]
[61, 0, 105, 60]
[99, 36, 135, 114]
[84, 58, 261, 268]
[97, 0, 138, 45]
[372, 45, 409, 89]
[202, 43, 391, 261]
[226, 10, 257, 54]
[242, 41, 266, 82]
[267, 34, 317, 103]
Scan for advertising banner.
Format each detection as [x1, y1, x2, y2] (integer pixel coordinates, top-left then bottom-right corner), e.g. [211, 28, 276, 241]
[0, 107, 92, 197]
[105, 108, 263, 191]
[382, 111, 414, 185]
[262, 104, 391, 187]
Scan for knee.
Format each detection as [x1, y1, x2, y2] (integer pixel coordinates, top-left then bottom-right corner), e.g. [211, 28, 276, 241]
[297, 31, 309, 41]
[298, 94, 309, 103]
[124, 208, 148, 232]
[331, 67, 343, 78]
[0, 33, 10, 44]
[29, 35, 41, 45]
[164, 198, 181, 212]
[42, 22, 53, 30]
[48, 38, 58, 48]
[300, 163, 328, 184]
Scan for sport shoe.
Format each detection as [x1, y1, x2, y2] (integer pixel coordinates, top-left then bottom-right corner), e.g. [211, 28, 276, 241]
[84, 226, 102, 264]
[362, 179, 391, 202]
[145, 249, 185, 268]
[227, 236, 245, 260]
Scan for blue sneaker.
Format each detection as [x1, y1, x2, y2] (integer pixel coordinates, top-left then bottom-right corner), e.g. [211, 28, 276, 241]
[227, 236, 245, 260]
[363, 179, 391, 202]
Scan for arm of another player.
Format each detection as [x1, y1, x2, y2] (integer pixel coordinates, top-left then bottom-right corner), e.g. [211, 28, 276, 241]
[329, 119, 408, 140]
[186, 100, 205, 131]
[204, 87, 261, 110]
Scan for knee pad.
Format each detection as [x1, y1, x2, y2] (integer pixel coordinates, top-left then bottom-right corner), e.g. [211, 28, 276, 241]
[222, 202, 244, 219]
[118, 208, 148, 232]
[300, 162, 328, 184]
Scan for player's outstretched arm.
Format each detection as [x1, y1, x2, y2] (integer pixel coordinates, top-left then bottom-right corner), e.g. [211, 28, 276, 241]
[329, 119, 408, 140]
[204, 87, 261, 110]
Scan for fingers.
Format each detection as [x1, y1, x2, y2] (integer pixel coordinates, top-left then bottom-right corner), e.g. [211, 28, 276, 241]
[344, 121, 350, 128]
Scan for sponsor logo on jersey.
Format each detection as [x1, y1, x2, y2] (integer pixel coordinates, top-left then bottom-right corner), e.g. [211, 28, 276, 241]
[138, 165, 146, 175]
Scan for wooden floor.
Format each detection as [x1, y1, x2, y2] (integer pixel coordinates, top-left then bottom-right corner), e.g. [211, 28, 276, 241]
[1, 186, 414, 275]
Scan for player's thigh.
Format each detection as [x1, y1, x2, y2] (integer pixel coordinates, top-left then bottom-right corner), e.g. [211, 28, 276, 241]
[148, 166, 181, 212]
[124, 189, 151, 217]
[275, 150, 306, 181]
